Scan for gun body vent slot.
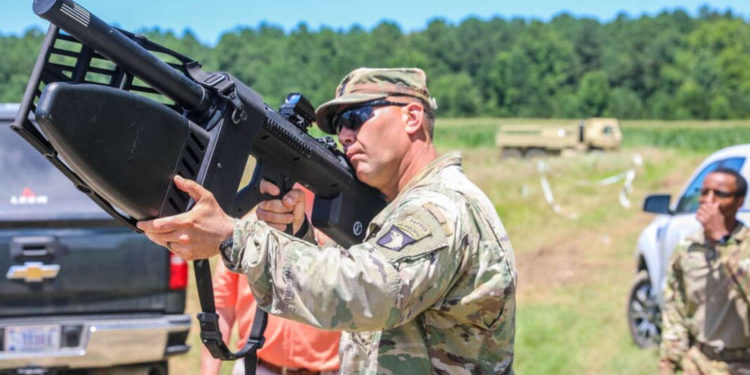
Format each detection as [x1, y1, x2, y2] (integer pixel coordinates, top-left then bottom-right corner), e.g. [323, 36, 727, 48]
[263, 118, 312, 157]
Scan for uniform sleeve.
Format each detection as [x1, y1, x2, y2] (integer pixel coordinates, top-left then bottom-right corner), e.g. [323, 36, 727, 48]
[720, 239, 750, 303]
[659, 244, 690, 373]
[222, 197, 462, 332]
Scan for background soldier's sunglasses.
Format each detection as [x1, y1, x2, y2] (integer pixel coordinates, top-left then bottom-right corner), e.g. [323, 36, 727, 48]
[700, 188, 739, 198]
[332, 100, 408, 133]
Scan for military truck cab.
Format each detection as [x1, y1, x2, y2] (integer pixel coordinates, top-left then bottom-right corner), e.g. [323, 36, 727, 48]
[583, 118, 622, 151]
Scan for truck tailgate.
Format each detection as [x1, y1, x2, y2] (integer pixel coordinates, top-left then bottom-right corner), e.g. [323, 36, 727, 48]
[0, 225, 183, 317]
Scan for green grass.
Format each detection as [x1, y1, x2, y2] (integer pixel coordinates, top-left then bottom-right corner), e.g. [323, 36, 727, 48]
[434, 118, 750, 151]
[621, 126, 750, 151]
[461, 146, 704, 374]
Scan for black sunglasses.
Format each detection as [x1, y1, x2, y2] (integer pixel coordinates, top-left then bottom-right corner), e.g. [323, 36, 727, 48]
[332, 100, 408, 133]
[700, 188, 739, 198]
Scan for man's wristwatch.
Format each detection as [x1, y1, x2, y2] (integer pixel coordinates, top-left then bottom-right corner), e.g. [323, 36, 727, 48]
[219, 235, 234, 262]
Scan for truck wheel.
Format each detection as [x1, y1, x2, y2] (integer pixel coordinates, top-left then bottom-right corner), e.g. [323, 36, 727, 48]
[500, 148, 522, 159]
[524, 148, 547, 159]
[627, 270, 661, 348]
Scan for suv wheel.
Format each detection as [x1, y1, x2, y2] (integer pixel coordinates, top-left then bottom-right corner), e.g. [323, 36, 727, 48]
[627, 270, 661, 348]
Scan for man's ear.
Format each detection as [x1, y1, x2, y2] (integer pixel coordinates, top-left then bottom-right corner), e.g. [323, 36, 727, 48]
[403, 102, 425, 136]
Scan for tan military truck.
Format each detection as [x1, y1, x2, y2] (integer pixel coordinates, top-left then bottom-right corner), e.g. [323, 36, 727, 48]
[495, 118, 622, 158]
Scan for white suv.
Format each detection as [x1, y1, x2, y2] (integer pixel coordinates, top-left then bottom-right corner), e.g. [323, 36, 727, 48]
[627, 144, 750, 348]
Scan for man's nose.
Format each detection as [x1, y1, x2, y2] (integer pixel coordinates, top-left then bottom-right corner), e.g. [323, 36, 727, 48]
[338, 127, 356, 146]
[700, 190, 715, 203]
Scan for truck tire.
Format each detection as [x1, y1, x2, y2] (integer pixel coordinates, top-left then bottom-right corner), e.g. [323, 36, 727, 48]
[627, 270, 661, 348]
[524, 148, 547, 159]
[500, 148, 522, 159]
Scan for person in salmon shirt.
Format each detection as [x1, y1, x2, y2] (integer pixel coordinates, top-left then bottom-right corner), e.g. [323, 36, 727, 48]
[201, 186, 340, 375]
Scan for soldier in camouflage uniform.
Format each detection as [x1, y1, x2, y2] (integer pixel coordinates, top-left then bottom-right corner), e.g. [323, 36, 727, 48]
[660, 168, 750, 375]
[138, 68, 516, 374]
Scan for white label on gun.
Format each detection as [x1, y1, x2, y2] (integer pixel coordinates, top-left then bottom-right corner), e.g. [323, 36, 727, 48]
[61, 3, 90, 27]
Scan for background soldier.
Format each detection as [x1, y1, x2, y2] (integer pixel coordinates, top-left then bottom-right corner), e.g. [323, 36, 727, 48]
[660, 168, 750, 374]
[138, 67, 516, 374]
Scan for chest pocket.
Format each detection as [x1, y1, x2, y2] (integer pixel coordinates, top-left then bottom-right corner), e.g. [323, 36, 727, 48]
[683, 249, 711, 305]
[369, 202, 453, 262]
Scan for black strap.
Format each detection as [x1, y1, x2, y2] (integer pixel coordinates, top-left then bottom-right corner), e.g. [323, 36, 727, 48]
[194, 221, 305, 375]
[242, 306, 269, 375]
[194, 259, 267, 363]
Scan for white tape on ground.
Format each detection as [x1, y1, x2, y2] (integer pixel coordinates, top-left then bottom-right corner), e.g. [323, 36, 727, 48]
[536, 160, 579, 219]
[536, 153, 642, 217]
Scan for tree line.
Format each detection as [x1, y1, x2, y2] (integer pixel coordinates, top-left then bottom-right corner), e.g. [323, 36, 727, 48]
[1, 6, 748, 119]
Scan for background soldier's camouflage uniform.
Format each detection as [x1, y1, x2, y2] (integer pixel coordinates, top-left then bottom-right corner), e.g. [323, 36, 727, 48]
[223, 152, 516, 374]
[660, 224, 750, 374]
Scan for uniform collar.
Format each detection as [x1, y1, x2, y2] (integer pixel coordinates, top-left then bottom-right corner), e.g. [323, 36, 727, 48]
[367, 152, 462, 233]
[690, 221, 747, 245]
[397, 152, 462, 199]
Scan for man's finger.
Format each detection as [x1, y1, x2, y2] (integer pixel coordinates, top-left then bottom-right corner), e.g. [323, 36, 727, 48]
[259, 179, 281, 196]
[144, 230, 182, 247]
[258, 199, 288, 213]
[137, 213, 186, 234]
[174, 175, 211, 202]
[282, 189, 305, 209]
[289, 191, 307, 227]
[256, 208, 294, 226]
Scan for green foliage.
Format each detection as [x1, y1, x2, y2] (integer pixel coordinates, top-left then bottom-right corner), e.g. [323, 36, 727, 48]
[430, 73, 482, 117]
[577, 70, 610, 117]
[606, 88, 645, 119]
[0, 9, 747, 120]
[0, 28, 45, 102]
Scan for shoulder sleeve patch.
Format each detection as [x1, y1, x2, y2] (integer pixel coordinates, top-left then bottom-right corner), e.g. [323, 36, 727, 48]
[423, 202, 453, 236]
[371, 202, 452, 261]
[377, 226, 415, 251]
[376, 216, 430, 251]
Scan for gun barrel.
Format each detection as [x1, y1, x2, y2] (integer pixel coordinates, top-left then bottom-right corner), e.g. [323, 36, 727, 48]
[33, 0, 211, 115]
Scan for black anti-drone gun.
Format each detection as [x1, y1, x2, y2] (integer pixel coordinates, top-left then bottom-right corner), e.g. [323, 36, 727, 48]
[12, 0, 386, 366]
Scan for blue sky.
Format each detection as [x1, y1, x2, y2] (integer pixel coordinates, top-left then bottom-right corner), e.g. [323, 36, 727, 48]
[2, 0, 747, 45]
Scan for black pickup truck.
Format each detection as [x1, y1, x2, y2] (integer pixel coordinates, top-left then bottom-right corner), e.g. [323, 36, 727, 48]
[0, 104, 191, 374]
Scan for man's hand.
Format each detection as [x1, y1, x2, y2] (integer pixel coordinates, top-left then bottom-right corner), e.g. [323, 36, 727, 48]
[658, 358, 676, 375]
[137, 175, 235, 260]
[696, 201, 730, 243]
[257, 180, 307, 234]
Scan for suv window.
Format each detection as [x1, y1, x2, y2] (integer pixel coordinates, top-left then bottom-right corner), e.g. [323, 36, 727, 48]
[674, 157, 746, 214]
[0, 127, 107, 221]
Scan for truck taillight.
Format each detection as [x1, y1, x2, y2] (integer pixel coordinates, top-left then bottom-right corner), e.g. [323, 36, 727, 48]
[169, 253, 188, 290]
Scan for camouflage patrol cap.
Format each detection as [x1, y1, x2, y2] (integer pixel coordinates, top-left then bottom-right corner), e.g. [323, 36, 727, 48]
[315, 67, 438, 134]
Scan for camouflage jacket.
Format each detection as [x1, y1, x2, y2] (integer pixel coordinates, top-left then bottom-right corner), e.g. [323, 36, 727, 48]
[223, 152, 516, 374]
[660, 223, 750, 371]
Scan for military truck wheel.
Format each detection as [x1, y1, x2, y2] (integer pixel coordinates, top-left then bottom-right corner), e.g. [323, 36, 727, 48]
[627, 270, 661, 348]
[524, 148, 547, 159]
[500, 148, 522, 159]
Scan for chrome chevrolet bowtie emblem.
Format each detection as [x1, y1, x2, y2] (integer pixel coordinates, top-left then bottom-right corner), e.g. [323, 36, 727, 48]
[6, 262, 60, 282]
